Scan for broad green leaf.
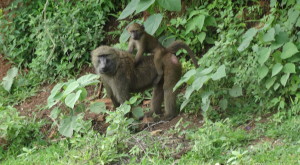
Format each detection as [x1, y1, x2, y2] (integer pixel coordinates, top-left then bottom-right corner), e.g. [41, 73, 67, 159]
[280, 73, 290, 86]
[200, 66, 214, 75]
[258, 65, 269, 80]
[79, 88, 88, 101]
[263, 28, 275, 42]
[271, 63, 283, 77]
[75, 103, 85, 113]
[274, 83, 280, 90]
[201, 92, 212, 112]
[257, 47, 271, 65]
[1, 67, 18, 92]
[63, 81, 80, 96]
[58, 116, 78, 137]
[281, 42, 299, 59]
[192, 76, 210, 91]
[89, 102, 106, 114]
[198, 32, 206, 44]
[184, 85, 194, 100]
[119, 28, 130, 43]
[132, 107, 144, 119]
[238, 28, 258, 52]
[204, 16, 217, 27]
[157, 0, 181, 11]
[180, 99, 190, 110]
[144, 14, 163, 35]
[136, 0, 155, 13]
[283, 63, 296, 73]
[265, 77, 276, 89]
[174, 69, 196, 90]
[118, 0, 139, 20]
[271, 31, 289, 50]
[212, 65, 226, 80]
[49, 83, 64, 99]
[219, 99, 228, 110]
[65, 90, 82, 109]
[229, 85, 243, 97]
[77, 74, 99, 87]
[186, 15, 205, 34]
[50, 107, 61, 120]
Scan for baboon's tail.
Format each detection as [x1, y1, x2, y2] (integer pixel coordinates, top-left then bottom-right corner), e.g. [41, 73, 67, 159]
[167, 40, 199, 68]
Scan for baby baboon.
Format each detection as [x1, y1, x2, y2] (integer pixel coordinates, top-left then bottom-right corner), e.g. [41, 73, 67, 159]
[91, 45, 181, 120]
[127, 23, 199, 85]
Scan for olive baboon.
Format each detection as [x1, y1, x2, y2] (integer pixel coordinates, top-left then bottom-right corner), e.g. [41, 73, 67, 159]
[127, 23, 199, 85]
[91, 45, 182, 120]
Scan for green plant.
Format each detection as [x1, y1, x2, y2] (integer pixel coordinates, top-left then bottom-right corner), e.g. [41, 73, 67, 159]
[0, 105, 44, 156]
[47, 74, 104, 137]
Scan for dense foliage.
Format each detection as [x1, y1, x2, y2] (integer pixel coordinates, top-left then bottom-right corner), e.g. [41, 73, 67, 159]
[1, 0, 300, 164]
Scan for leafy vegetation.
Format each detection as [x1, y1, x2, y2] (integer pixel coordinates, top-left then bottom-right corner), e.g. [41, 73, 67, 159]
[1, 0, 300, 164]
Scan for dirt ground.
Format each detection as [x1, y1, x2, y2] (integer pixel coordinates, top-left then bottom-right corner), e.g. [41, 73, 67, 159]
[0, 0, 12, 8]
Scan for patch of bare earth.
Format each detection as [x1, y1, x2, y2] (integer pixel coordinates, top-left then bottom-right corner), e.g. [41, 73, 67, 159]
[0, 54, 12, 80]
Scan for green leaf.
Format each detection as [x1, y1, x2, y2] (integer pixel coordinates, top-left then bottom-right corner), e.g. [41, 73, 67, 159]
[263, 28, 275, 42]
[65, 90, 82, 109]
[58, 116, 78, 137]
[229, 85, 243, 97]
[204, 16, 217, 27]
[281, 42, 299, 59]
[50, 107, 61, 120]
[186, 15, 205, 34]
[257, 47, 271, 65]
[77, 74, 99, 87]
[180, 99, 190, 110]
[157, 0, 181, 11]
[258, 65, 269, 80]
[174, 69, 196, 90]
[283, 63, 296, 73]
[49, 83, 64, 99]
[136, 0, 155, 13]
[271, 63, 283, 77]
[212, 65, 226, 80]
[184, 85, 194, 100]
[119, 28, 130, 43]
[118, 0, 139, 20]
[192, 75, 210, 91]
[144, 14, 163, 35]
[1, 67, 18, 92]
[63, 81, 80, 96]
[238, 28, 258, 52]
[265, 77, 276, 89]
[89, 102, 106, 114]
[79, 88, 88, 101]
[280, 73, 290, 87]
[274, 83, 280, 91]
[219, 99, 228, 110]
[132, 107, 144, 119]
[198, 32, 206, 44]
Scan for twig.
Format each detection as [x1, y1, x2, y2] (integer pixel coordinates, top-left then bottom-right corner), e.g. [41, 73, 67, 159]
[143, 120, 169, 131]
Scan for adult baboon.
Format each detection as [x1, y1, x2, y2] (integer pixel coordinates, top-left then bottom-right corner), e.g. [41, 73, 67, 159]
[91, 45, 181, 120]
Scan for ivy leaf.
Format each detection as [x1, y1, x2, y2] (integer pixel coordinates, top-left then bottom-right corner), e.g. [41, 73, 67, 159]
[192, 75, 210, 91]
[174, 69, 196, 90]
[271, 63, 283, 77]
[89, 102, 106, 114]
[184, 85, 194, 100]
[136, 0, 155, 13]
[144, 14, 163, 35]
[258, 65, 269, 80]
[119, 28, 130, 43]
[281, 42, 299, 59]
[76, 74, 99, 87]
[263, 28, 275, 42]
[257, 47, 271, 66]
[283, 63, 296, 73]
[157, 0, 181, 11]
[1, 67, 18, 92]
[118, 0, 139, 20]
[229, 85, 243, 97]
[238, 28, 258, 52]
[212, 65, 226, 80]
[280, 73, 290, 87]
